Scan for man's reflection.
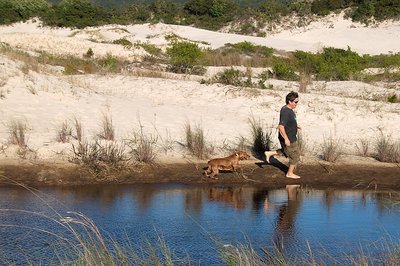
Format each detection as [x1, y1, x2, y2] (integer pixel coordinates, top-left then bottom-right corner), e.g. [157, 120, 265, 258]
[273, 184, 302, 251]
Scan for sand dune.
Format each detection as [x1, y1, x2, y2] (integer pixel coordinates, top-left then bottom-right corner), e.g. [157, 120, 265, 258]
[0, 15, 399, 167]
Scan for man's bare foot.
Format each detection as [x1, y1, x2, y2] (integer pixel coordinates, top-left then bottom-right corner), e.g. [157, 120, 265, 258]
[264, 151, 273, 163]
[286, 173, 301, 179]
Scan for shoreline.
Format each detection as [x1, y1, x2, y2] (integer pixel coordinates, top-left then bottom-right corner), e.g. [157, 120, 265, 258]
[1, 157, 399, 190]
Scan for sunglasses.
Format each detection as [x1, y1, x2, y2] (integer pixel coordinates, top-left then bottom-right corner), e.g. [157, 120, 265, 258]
[293, 100, 299, 104]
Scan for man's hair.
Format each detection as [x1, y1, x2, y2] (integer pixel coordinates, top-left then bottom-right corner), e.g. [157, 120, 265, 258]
[285, 91, 299, 104]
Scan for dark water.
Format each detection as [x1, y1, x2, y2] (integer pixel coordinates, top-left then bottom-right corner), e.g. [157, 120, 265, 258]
[1, 184, 400, 265]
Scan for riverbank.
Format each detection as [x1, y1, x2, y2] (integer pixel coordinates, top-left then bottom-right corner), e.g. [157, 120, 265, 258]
[1, 156, 399, 190]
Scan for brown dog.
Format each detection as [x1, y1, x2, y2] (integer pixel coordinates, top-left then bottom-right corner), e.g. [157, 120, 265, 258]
[204, 151, 250, 179]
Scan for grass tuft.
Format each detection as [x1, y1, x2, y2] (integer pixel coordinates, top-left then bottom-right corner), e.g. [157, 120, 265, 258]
[248, 117, 273, 158]
[320, 135, 343, 163]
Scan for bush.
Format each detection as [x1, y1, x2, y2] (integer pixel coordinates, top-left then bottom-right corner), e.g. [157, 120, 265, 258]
[387, 94, 398, 103]
[294, 47, 365, 81]
[225, 42, 273, 57]
[166, 41, 205, 74]
[98, 53, 119, 72]
[112, 38, 132, 48]
[71, 140, 128, 174]
[317, 47, 364, 80]
[375, 132, 400, 163]
[320, 135, 343, 163]
[248, 117, 272, 158]
[184, 122, 210, 159]
[42, 0, 108, 28]
[214, 68, 243, 86]
[0, 0, 50, 24]
[127, 130, 157, 164]
[273, 62, 298, 81]
[8, 120, 28, 148]
[184, 0, 236, 18]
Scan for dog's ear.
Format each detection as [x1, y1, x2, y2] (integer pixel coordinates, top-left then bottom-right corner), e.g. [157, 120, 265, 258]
[235, 153, 239, 156]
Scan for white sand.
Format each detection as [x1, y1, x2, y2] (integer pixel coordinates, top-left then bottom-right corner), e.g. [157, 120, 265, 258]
[0, 15, 399, 164]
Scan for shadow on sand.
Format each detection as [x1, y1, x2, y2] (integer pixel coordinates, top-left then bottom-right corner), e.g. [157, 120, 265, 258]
[255, 156, 288, 174]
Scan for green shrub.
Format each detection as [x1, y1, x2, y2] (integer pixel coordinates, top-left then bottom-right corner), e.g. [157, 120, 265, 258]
[0, 0, 50, 24]
[184, 0, 236, 18]
[225, 42, 273, 57]
[214, 68, 243, 86]
[294, 47, 365, 81]
[149, 0, 180, 24]
[134, 41, 162, 57]
[98, 53, 119, 72]
[273, 62, 298, 81]
[84, 48, 94, 58]
[317, 47, 364, 80]
[387, 94, 398, 103]
[112, 38, 132, 48]
[42, 0, 108, 28]
[166, 41, 204, 74]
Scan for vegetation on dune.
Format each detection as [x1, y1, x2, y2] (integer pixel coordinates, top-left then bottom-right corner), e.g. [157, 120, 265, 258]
[0, 0, 399, 30]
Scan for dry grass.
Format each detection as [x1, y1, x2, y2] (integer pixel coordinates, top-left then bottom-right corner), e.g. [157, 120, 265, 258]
[355, 138, 371, 157]
[71, 140, 128, 175]
[56, 121, 72, 143]
[99, 113, 115, 141]
[73, 117, 83, 142]
[297, 132, 309, 156]
[8, 119, 28, 148]
[374, 132, 400, 163]
[127, 129, 158, 164]
[320, 135, 343, 163]
[184, 122, 212, 159]
[248, 117, 273, 158]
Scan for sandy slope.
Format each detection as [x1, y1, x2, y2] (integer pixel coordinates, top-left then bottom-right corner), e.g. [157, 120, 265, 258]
[0, 15, 399, 174]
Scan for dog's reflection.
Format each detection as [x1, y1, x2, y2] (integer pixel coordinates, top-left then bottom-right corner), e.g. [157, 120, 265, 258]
[207, 187, 246, 209]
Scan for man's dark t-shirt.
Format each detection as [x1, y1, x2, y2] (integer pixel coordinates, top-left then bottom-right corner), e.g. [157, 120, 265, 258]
[278, 105, 297, 143]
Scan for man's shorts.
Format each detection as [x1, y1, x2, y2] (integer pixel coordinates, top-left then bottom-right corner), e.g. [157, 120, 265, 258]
[278, 140, 300, 165]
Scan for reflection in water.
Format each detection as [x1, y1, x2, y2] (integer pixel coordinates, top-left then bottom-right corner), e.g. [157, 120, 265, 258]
[1, 185, 400, 265]
[207, 187, 246, 209]
[274, 185, 302, 252]
[184, 188, 203, 214]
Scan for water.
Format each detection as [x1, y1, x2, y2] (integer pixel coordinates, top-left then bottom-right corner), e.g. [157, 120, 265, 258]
[0, 184, 400, 265]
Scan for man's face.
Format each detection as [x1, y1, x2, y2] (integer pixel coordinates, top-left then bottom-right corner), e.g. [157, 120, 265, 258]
[288, 98, 299, 109]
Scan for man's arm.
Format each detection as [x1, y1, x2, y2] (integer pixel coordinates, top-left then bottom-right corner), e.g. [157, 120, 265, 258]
[278, 125, 291, 146]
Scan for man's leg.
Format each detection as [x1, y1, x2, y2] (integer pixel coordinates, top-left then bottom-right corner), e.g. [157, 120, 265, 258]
[286, 164, 300, 179]
[264, 150, 278, 163]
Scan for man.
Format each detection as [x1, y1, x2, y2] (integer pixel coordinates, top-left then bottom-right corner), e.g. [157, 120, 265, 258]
[265, 91, 301, 179]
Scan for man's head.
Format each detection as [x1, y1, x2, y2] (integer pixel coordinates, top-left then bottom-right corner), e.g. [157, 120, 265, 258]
[285, 91, 299, 109]
[285, 91, 299, 104]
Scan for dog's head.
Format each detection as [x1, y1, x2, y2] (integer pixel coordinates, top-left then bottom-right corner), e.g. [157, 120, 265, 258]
[237, 151, 250, 160]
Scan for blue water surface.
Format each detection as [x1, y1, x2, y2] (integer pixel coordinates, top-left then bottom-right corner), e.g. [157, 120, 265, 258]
[0, 184, 399, 265]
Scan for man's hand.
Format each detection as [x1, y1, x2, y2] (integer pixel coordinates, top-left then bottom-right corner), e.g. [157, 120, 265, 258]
[285, 138, 291, 146]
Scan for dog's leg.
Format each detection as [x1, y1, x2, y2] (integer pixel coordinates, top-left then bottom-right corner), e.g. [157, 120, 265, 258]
[210, 168, 219, 179]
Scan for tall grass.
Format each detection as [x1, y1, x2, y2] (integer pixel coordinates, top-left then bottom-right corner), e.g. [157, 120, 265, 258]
[248, 117, 273, 158]
[71, 140, 127, 175]
[127, 128, 158, 164]
[99, 113, 115, 141]
[56, 120, 72, 143]
[375, 132, 400, 163]
[320, 135, 343, 163]
[73, 117, 83, 142]
[184, 122, 211, 159]
[8, 119, 28, 148]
